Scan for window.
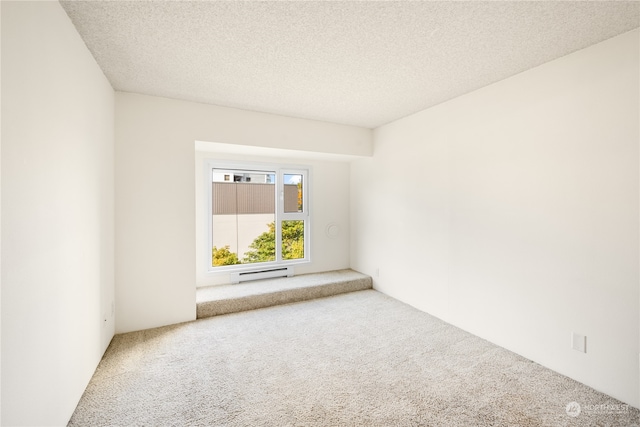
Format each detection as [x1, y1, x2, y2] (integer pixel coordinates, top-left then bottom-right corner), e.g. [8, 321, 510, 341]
[207, 161, 309, 272]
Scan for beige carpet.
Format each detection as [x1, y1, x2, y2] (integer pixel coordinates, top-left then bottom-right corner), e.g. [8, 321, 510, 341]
[196, 269, 372, 319]
[69, 290, 639, 426]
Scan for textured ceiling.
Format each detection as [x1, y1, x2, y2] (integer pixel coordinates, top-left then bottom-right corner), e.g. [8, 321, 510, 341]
[60, 1, 639, 129]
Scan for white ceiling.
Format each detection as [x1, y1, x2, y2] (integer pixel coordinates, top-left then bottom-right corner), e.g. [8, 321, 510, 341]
[60, 1, 639, 129]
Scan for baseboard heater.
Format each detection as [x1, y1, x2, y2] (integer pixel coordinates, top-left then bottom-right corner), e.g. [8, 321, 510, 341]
[230, 266, 293, 284]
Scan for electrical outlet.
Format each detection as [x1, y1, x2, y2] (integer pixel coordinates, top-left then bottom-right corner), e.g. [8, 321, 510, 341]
[375, 268, 380, 278]
[571, 332, 586, 353]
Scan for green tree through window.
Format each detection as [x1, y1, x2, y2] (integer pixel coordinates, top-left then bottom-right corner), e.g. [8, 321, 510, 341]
[212, 221, 304, 266]
[212, 246, 239, 266]
[243, 221, 304, 263]
[242, 222, 277, 264]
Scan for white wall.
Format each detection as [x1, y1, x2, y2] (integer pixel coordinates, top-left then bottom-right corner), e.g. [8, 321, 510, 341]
[1, 2, 115, 425]
[351, 29, 639, 407]
[116, 92, 371, 333]
[195, 149, 352, 287]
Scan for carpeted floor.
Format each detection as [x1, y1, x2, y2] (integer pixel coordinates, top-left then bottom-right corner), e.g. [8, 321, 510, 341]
[196, 269, 372, 318]
[69, 290, 639, 426]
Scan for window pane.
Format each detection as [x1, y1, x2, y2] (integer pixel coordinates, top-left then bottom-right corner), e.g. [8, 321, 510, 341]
[211, 169, 276, 267]
[283, 174, 303, 213]
[282, 220, 304, 260]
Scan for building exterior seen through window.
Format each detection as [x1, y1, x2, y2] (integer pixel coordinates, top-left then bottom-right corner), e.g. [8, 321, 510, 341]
[209, 166, 308, 270]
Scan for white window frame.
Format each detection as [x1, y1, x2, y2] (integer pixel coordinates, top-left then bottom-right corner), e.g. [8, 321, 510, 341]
[205, 159, 311, 274]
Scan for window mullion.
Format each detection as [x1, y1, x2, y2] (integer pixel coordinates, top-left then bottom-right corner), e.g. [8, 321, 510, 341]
[275, 184, 283, 263]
